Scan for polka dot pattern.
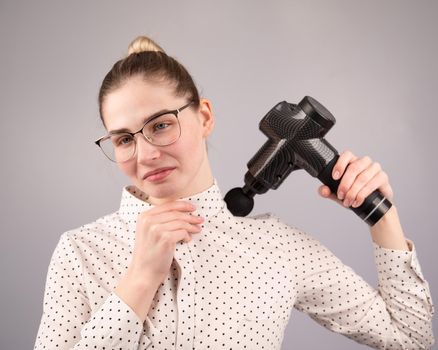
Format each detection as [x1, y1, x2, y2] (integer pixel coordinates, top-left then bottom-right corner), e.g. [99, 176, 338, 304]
[34, 179, 435, 349]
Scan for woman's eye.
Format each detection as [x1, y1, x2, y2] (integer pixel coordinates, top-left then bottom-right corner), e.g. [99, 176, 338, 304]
[154, 122, 169, 131]
[117, 136, 133, 145]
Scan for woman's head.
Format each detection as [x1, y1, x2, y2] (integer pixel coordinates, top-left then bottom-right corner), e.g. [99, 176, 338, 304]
[98, 36, 201, 128]
[97, 36, 215, 204]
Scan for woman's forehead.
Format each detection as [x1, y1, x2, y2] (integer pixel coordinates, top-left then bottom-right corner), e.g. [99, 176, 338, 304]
[103, 78, 182, 132]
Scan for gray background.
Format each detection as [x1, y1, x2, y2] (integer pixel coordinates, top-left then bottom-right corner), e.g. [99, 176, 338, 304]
[1, 0, 437, 349]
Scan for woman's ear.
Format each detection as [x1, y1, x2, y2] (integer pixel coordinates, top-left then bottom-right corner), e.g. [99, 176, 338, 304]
[197, 98, 215, 138]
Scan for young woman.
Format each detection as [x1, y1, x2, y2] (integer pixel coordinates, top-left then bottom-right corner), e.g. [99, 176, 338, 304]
[34, 36, 434, 349]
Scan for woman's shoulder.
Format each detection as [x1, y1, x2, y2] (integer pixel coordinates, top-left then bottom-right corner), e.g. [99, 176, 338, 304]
[237, 211, 306, 239]
[246, 211, 302, 233]
[55, 210, 131, 255]
[245, 211, 334, 252]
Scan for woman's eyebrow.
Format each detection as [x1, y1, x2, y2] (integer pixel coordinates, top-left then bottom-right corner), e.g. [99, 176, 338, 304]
[108, 108, 170, 134]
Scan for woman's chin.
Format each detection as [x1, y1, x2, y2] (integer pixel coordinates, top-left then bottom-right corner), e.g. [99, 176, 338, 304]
[138, 182, 184, 204]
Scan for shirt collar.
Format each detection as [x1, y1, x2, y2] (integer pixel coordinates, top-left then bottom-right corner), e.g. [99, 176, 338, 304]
[118, 178, 226, 227]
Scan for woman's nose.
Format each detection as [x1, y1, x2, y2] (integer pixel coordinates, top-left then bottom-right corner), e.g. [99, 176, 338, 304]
[135, 134, 161, 160]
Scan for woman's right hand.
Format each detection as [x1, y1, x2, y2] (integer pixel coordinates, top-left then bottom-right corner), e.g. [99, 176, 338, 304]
[115, 200, 203, 321]
[129, 200, 204, 284]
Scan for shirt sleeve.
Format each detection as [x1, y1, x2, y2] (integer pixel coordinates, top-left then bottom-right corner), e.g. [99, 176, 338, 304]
[291, 231, 434, 349]
[34, 233, 151, 349]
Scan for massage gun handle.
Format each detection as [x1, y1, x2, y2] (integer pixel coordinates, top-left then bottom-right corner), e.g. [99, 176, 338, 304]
[317, 155, 392, 226]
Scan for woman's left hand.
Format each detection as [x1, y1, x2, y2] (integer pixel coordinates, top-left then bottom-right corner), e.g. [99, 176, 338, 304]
[318, 150, 394, 208]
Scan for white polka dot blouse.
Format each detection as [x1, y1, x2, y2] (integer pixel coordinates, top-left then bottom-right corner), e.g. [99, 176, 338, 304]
[34, 179, 434, 349]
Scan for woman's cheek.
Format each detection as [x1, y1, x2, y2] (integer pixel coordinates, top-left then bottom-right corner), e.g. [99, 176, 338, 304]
[117, 160, 137, 180]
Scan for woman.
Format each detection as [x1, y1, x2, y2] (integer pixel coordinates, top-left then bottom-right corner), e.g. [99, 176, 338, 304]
[34, 36, 434, 349]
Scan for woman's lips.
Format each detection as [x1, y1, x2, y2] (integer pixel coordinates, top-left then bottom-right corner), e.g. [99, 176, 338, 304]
[144, 168, 175, 182]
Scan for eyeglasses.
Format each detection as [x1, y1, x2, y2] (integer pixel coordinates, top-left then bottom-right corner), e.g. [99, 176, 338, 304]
[95, 101, 194, 163]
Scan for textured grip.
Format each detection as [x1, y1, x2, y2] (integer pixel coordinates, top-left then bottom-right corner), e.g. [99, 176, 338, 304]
[317, 155, 392, 226]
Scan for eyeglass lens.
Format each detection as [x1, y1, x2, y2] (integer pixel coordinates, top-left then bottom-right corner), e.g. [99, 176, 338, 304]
[99, 113, 181, 162]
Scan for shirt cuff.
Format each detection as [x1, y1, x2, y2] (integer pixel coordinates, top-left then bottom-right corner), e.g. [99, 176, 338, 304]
[373, 238, 426, 283]
[80, 292, 151, 348]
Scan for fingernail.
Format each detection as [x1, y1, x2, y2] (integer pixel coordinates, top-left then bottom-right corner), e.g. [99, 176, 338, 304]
[352, 200, 359, 208]
[333, 171, 340, 180]
[338, 191, 345, 200]
[343, 199, 351, 207]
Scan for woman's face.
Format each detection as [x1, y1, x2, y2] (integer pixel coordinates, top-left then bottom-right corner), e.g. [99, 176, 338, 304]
[101, 76, 215, 204]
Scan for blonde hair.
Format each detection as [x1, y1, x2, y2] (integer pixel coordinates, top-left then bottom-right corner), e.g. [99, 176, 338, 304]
[98, 35, 200, 128]
[127, 36, 166, 55]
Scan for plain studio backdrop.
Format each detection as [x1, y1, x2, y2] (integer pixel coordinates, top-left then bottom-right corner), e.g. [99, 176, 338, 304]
[1, 1, 437, 349]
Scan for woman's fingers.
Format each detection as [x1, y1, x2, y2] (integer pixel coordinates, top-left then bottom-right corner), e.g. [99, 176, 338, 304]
[336, 154, 373, 203]
[342, 160, 380, 207]
[320, 150, 394, 208]
[131, 200, 205, 283]
[318, 185, 342, 205]
[145, 200, 196, 216]
[157, 219, 203, 235]
[140, 208, 204, 246]
[152, 210, 204, 226]
[332, 150, 358, 181]
[352, 171, 393, 207]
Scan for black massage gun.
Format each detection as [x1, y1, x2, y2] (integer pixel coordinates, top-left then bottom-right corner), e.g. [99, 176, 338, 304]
[224, 96, 392, 226]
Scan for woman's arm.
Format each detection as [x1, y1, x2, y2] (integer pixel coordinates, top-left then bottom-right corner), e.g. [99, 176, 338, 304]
[34, 233, 151, 349]
[369, 205, 409, 251]
[310, 150, 434, 348]
[287, 224, 434, 349]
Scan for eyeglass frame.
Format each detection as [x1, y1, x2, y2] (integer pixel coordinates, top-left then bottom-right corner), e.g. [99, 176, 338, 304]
[94, 100, 195, 163]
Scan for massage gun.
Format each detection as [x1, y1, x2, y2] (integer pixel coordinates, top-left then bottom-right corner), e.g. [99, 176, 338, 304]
[224, 96, 392, 226]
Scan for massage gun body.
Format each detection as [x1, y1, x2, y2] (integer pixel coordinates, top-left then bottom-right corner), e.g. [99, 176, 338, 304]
[228, 96, 392, 225]
[245, 101, 338, 193]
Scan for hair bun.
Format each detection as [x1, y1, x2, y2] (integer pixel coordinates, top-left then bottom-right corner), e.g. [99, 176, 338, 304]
[127, 36, 165, 55]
